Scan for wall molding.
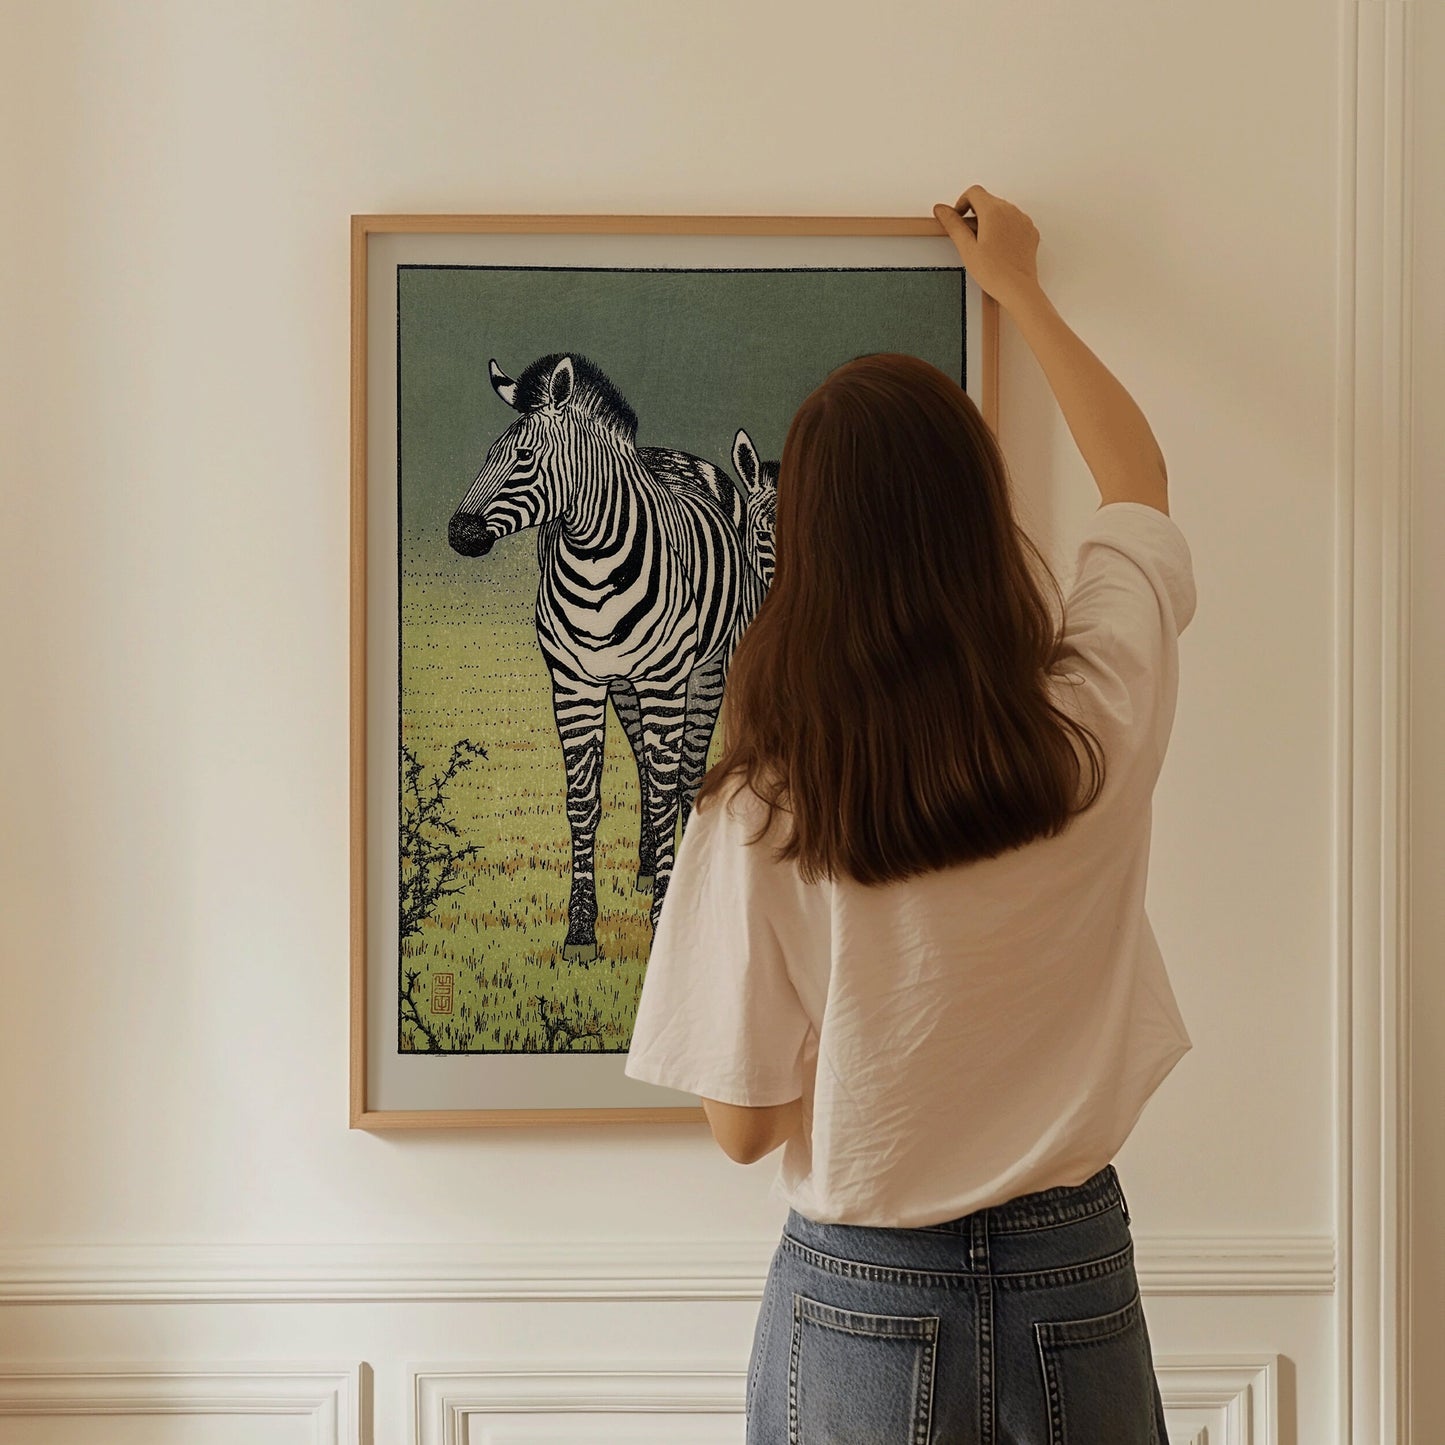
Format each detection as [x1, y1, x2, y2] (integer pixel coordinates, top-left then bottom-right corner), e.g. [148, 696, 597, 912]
[413, 1367, 739, 1444]
[1155, 1355, 1282, 1445]
[1335, 1, 1415, 1444]
[409, 1357, 1279, 1445]
[0, 1364, 363, 1443]
[0, 1354, 1275, 1445]
[0, 1234, 1333, 1304]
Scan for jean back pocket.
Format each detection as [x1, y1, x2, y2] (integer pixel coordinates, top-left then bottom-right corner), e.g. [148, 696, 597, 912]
[788, 1293, 938, 1445]
[1035, 1288, 1159, 1445]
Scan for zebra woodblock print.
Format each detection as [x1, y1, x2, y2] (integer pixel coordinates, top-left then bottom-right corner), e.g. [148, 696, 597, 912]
[395, 260, 968, 1061]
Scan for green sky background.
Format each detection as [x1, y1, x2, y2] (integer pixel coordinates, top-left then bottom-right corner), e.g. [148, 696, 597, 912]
[398, 264, 966, 583]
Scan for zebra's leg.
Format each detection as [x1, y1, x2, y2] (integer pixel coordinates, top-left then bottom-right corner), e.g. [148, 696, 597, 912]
[551, 672, 609, 964]
[607, 678, 656, 890]
[633, 677, 689, 932]
[677, 648, 727, 834]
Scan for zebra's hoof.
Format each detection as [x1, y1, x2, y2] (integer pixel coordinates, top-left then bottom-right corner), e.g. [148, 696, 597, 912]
[635, 872, 654, 891]
[562, 941, 598, 964]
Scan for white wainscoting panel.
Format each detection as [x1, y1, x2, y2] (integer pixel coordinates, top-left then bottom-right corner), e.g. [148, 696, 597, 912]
[0, 1365, 363, 1445]
[409, 1358, 1279, 1445]
[413, 1368, 742, 1445]
[1155, 1355, 1281, 1445]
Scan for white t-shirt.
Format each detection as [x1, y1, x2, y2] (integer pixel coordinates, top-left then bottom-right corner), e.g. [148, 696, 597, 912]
[623, 500, 1197, 1227]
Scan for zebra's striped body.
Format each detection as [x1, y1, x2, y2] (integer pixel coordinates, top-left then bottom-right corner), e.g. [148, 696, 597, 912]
[617, 430, 779, 859]
[448, 352, 747, 959]
[642, 445, 745, 534]
[614, 446, 750, 865]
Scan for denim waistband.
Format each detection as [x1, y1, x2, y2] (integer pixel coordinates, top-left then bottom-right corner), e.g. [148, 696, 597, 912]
[789, 1162, 1130, 1239]
[911, 1162, 1129, 1235]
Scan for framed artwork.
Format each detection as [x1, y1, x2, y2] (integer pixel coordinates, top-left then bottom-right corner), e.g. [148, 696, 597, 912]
[350, 212, 998, 1129]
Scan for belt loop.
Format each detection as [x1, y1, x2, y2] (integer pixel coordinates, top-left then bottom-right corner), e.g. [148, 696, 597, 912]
[1114, 1167, 1132, 1226]
[969, 1210, 989, 1269]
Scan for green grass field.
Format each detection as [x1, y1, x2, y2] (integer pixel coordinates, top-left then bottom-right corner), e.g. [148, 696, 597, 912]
[398, 536, 723, 1055]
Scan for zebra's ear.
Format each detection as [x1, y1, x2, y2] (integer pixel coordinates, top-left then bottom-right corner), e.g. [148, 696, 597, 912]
[733, 428, 760, 492]
[548, 355, 575, 408]
[488, 359, 519, 409]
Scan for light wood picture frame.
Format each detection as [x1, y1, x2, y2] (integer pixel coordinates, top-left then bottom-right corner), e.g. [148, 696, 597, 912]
[350, 212, 999, 1130]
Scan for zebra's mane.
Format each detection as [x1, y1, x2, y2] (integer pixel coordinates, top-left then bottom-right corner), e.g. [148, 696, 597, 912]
[513, 352, 639, 440]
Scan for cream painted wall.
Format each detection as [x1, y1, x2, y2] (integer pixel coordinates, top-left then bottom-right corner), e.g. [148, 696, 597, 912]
[0, 1, 1409, 1441]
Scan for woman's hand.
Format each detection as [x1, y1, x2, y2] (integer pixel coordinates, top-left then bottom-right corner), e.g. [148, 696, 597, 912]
[936, 188, 1170, 508]
[933, 185, 1042, 312]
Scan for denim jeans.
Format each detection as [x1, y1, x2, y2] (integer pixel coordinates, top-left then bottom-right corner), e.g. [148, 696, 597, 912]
[745, 1163, 1169, 1444]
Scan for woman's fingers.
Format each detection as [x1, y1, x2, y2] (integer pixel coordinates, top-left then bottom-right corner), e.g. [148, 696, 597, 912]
[955, 184, 991, 215]
[933, 202, 977, 253]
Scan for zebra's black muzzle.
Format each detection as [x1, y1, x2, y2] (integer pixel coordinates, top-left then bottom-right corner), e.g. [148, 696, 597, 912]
[448, 512, 494, 557]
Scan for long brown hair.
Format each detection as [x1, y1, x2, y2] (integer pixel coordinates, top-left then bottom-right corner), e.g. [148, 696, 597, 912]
[693, 352, 1105, 884]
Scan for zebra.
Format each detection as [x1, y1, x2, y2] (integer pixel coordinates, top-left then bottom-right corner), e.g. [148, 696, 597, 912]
[447, 351, 748, 961]
[617, 431, 776, 853]
[730, 427, 779, 589]
[614, 444, 749, 862]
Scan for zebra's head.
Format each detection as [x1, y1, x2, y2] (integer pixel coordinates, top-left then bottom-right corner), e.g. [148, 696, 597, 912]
[732, 428, 779, 587]
[447, 352, 639, 558]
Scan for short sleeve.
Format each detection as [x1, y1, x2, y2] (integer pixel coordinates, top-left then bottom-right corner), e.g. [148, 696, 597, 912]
[623, 784, 814, 1107]
[1057, 501, 1197, 777]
